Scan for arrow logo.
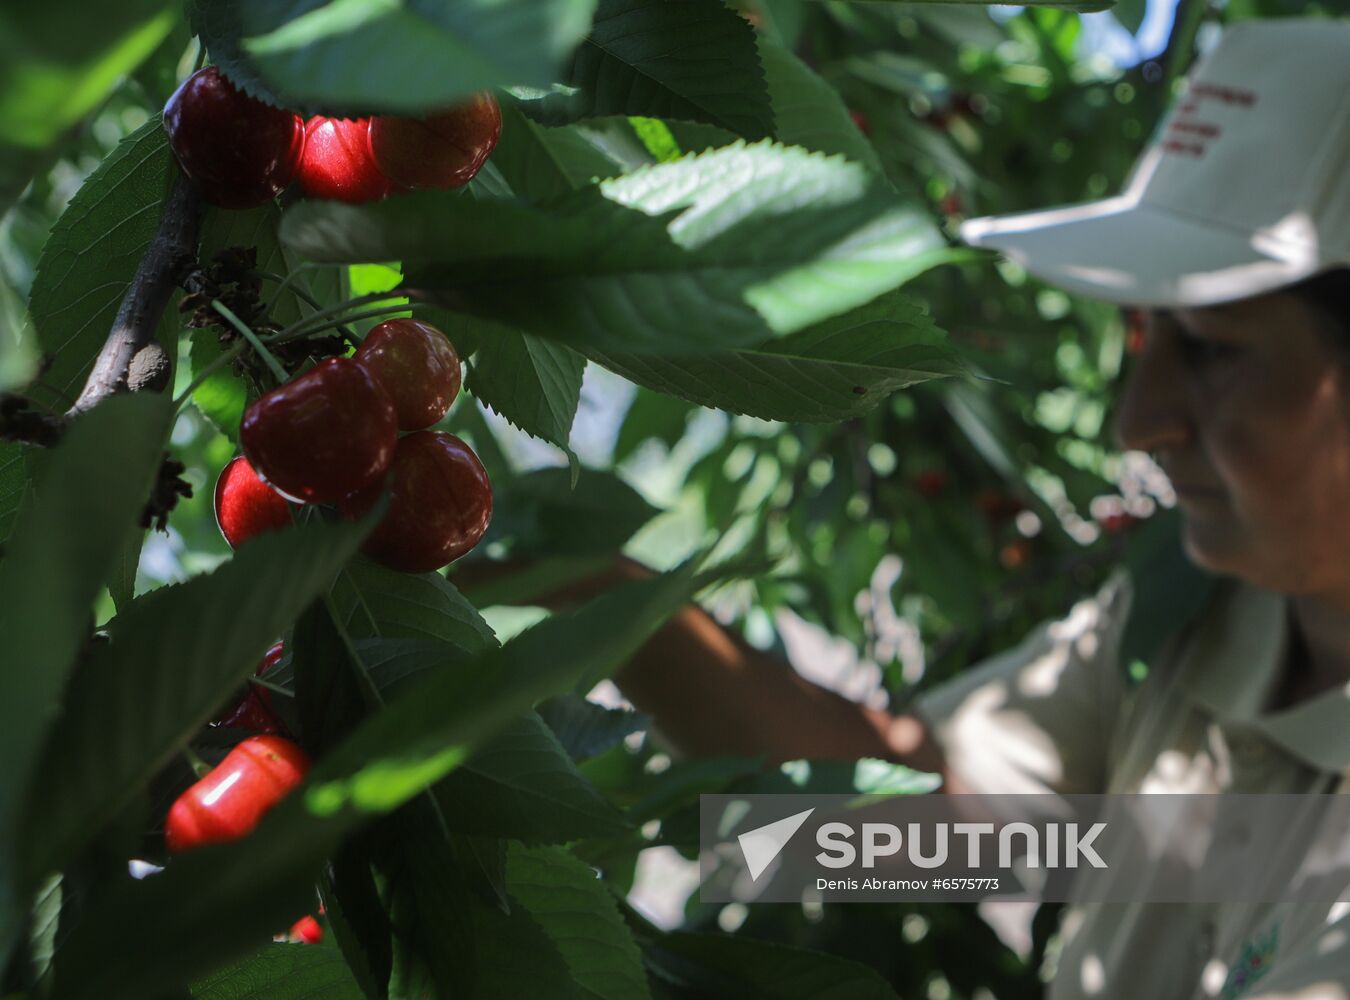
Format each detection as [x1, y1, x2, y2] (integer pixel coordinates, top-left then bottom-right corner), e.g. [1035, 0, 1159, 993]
[737, 808, 815, 881]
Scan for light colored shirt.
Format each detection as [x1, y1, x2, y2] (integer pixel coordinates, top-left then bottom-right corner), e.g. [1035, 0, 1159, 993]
[915, 568, 1350, 999]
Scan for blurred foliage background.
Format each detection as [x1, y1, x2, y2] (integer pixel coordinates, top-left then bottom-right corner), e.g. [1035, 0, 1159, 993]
[4, 0, 1347, 995]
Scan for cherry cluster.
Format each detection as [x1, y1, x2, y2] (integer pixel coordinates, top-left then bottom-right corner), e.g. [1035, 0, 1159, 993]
[159, 69, 500, 943]
[163, 66, 501, 208]
[216, 317, 493, 574]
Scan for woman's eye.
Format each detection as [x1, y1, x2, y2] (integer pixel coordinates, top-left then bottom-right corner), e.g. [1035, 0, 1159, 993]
[1175, 331, 1238, 367]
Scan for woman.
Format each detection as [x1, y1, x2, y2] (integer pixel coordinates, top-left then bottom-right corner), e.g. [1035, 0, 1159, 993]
[599, 17, 1350, 1000]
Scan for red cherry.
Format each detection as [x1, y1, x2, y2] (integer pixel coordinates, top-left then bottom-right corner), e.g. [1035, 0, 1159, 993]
[914, 469, 949, 497]
[353, 319, 462, 431]
[215, 642, 286, 735]
[163, 67, 305, 209]
[241, 358, 398, 505]
[341, 431, 492, 574]
[976, 491, 1025, 525]
[368, 93, 502, 190]
[296, 117, 398, 204]
[289, 915, 324, 944]
[215, 456, 292, 548]
[165, 735, 309, 853]
[1099, 512, 1138, 535]
[999, 539, 1032, 570]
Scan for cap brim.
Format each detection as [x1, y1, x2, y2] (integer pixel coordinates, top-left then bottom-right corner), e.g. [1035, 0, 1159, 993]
[959, 195, 1324, 308]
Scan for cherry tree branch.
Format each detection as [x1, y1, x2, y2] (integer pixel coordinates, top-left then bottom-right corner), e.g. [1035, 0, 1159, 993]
[66, 176, 204, 417]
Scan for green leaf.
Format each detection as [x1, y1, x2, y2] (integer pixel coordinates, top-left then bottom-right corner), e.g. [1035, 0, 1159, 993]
[0, 271, 39, 392]
[24, 122, 176, 412]
[320, 840, 392, 996]
[507, 844, 652, 1000]
[310, 563, 706, 811]
[283, 142, 947, 355]
[107, 526, 146, 613]
[292, 597, 372, 756]
[47, 568, 703, 1000]
[0, 4, 176, 151]
[526, 0, 773, 139]
[329, 559, 497, 652]
[468, 891, 582, 999]
[1113, 0, 1148, 34]
[0, 444, 30, 544]
[468, 325, 585, 464]
[622, 756, 764, 824]
[191, 942, 365, 999]
[191, 0, 598, 116]
[629, 116, 684, 163]
[652, 931, 901, 999]
[0, 393, 171, 893]
[435, 713, 632, 843]
[537, 693, 649, 761]
[377, 798, 478, 999]
[843, 0, 1106, 8]
[613, 387, 692, 463]
[491, 468, 659, 558]
[492, 103, 622, 205]
[590, 290, 971, 422]
[21, 514, 373, 884]
[1119, 508, 1217, 668]
[759, 36, 883, 174]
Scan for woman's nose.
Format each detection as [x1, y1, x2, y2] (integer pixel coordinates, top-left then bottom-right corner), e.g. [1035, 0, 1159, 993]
[1111, 325, 1192, 456]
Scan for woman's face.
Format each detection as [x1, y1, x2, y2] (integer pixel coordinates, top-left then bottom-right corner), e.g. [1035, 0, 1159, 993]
[1113, 291, 1350, 597]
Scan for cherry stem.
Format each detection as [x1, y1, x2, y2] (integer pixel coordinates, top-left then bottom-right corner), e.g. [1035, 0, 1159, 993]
[250, 269, 359, 343]
[260, 262, 341, 312]
[182, 746, 211, 779]
[172, 340, 247, 412]
[265, 290, 407, 345]
[270, 302, 410, 346]
[211, 299, 289, 384]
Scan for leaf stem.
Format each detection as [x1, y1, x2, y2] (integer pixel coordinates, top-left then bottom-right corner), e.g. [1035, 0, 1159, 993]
[182, 746, 211, 779]
[321, 593, 386, 708]
[211, 300, 289, 384]
[249, 677, 295, 699]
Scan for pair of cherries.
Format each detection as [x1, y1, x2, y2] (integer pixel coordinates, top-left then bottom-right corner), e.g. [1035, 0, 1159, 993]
[215, 318, 493, 574]
[163, 66, 501, 208]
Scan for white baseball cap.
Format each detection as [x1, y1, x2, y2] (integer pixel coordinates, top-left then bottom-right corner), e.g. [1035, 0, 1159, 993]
[958, 18, 1350, 307]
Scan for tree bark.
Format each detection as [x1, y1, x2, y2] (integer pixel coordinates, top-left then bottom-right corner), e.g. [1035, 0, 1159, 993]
[66, 176, 203, 417]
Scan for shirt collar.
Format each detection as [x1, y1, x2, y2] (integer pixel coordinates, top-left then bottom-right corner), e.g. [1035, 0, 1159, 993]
[1180, 577, 1350, 773]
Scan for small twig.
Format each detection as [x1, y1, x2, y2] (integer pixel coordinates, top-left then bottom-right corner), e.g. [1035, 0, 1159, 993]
[67, 176, 204, 417]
